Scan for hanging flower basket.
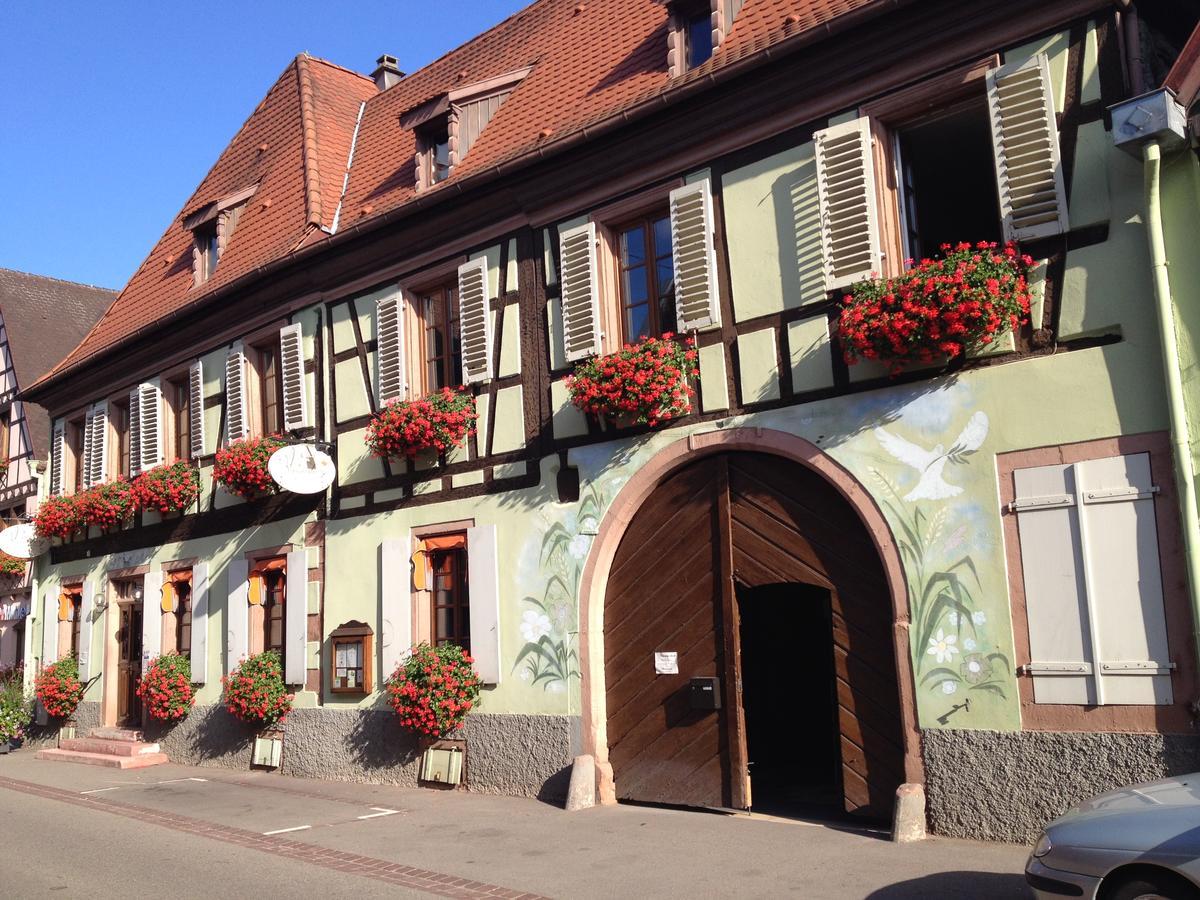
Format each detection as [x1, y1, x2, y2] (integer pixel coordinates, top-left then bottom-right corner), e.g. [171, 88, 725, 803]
[75, 479, 136, 529]
[837, 241, 1034, 374]
[366, 388, 477, 460]
[130, 461, 201, 515]
[33, 494, 83, 540]
[137, 653, 195, 721]
[385, 643, 483, 738]
[565, 334, 698, 428]
[213, 435, 286, 499]
[222, 651, 293, 728]
[35, 656, 85, 720]
[0, 553, 25, 577]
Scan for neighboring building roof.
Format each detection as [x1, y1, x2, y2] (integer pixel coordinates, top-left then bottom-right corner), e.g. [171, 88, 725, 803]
[1164, 21, 1200, 108]
[34, 0, 885, 389]
[0, 268, 115, 459]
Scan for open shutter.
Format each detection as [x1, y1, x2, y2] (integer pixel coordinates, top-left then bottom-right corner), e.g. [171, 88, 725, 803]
[49, 422, 65, 495]
[226, 558, 249, 671]
[190, 562, 209, 684]
[467, 524, 501, 684]
[127, 387, 142, 477]
[279, 324, 310, 432]
[284, 549, 308, 685]
[137, 381, 163, 471]
[142, 567, 162, 669]
[224, 343, 249, 442]
[376, 292, 406, 403]
[80, 407, 94, 489]
[669, 180, 722, 331]
[380, 533, 412, 679]
[77, 581, 96, 681]
[457, 257, 493, 384]
[41, 589, 57, 666]
[558, 222, 604, 361]
[987, 53, 1069, 241]
[814, 116, 882, 291]
[188, 361, 206, 458]
[85, 403, 109, 488]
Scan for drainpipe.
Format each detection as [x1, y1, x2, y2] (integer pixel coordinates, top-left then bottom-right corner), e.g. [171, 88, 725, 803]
[1143, 139, 1200, 702]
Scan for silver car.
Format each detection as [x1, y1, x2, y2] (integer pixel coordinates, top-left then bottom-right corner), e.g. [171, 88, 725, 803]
[1026, 773, 1200, 899]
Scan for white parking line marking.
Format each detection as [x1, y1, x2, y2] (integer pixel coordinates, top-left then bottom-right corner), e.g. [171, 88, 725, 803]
[356, 808, 399, 820]
[262, 825, 311, 835]
[154, 777, 208, 784]
[80, 787, 121, 795]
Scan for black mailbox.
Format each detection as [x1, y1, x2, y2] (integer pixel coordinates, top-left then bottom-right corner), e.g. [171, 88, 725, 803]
[688, 676, 721, 710]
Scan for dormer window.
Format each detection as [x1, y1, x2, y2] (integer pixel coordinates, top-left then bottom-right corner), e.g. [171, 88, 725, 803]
[417, 121, 452, 188]
[196, 222, 220, 282]
[669, 0, 743, 77]
[182, 184, 257, 287]
[684, 10, 713, 69]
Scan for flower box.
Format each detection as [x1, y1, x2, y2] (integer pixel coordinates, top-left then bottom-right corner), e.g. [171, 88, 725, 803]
[33, 494, 83, 541]
[837, 241, 1034, 374]
[366, 388, 477, 460]
[213, 435, 286, 499]
[130, 462, 201, 515]
[566, 334, 698, 428]
[0, 553, 26, 577]
[76, 479, 136, 530]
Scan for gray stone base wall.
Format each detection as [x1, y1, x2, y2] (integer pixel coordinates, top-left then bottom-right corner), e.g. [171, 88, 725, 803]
[923, 728, 1200, 843]
[143, 705, 577, 801]
[18, 700, 101, 749]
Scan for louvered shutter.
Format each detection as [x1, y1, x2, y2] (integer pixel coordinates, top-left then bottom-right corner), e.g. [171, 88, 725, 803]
[77, 581, 96, 681]
[49, 422, 65, 496]
[376, 293, 406, 403]
[279, 324, 310, 431]
[284, 549, 308, 685]
[137, 381, 163, 471]
[127, 387, 142, 477]
[669, 180, 721, 331]
[85, 403, 108, 488]
[224, 343, 249, 442]
[814, 116, 882, 291]
[226, 558, 249, 671]
[467, 524, 501, 684]
[190, 562, 209, 684]
[142, 567, 162, 667]
[188, 361, 206, 458]
[458, 257, 493, 384]
[380, 534, 412, 679]
[80, 407, 95, 489]
[558, 223, 604, 361]
[987, 53, 1069, 241]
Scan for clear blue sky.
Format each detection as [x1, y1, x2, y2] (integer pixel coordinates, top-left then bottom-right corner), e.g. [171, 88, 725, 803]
[0, 0, 526, 291]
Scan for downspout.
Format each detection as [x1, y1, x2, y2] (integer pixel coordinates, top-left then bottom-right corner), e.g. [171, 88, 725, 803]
[1143, 140, 1200, 703]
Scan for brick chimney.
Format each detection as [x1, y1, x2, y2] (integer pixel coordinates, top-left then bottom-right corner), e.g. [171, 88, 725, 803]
[372, 54, 405, 91]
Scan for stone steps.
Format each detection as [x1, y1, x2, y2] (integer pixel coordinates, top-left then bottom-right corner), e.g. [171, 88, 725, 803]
[89, 727, 145, 742]
[58, 737, 161, 757]
[35, 748, 170, 769]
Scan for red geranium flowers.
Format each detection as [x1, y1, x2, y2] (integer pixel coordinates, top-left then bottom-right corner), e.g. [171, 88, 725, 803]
[222, 651, 292, 727]
[366, 387, 477, 459]
[566, 333, 698, 427]
[213, 435, 286, 499]
[137, 652, 195, 721]
[129, 461, 200, 514]
[837, 241, 1034, 374]
[35, 656, 85, 719]
[385, 643, 483, 738]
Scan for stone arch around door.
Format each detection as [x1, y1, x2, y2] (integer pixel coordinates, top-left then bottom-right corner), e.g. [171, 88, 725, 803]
[576, 427, 924, 810]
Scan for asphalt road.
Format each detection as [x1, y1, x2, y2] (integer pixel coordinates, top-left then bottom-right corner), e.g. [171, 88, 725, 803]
[0, 755, 1032, 899]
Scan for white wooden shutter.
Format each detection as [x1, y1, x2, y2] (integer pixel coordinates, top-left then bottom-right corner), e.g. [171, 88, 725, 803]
[127, 387, 142, 477]
[279, 324, 310, 432]
[987, 53, 1069, 241]
[80, 407, 94, 489]
[457, 257, 493, 384]
[84, 402, 109, 488]
[49, 422, 65, 495]
[813, 116, 882, 291]
[284, 549, 308, 685]
[77, 581, 96, 681]
[669, 180, 722, 331]
[1012, 452, 1171, 705]
[137, 381, 163, 471]
[224, 343, 249, 442]
[190, 561, 209, 684]
[226, 558, 249, 671]
[188, 360, 206, 458]
[558, 222, 604, 361]
[376, 292, 406, 403]
[467, 524, 501, 685]
[41, 589, 57, 666]
[380, 534, 412, 679]
[142, 567, 162, 668]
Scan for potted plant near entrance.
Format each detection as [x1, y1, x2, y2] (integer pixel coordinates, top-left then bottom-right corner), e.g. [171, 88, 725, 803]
[0, 668, 31, 753]
[136, 653, 195, 722]
[222, 651, 292, 768]
[385, 642, 483, 787]
[34, 655, 85, 744]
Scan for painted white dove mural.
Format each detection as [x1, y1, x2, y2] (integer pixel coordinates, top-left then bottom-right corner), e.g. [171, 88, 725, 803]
[874, 411, 989, 501]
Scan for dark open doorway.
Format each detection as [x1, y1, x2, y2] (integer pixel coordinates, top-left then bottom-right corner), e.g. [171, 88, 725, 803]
[737, 582, 842, 819]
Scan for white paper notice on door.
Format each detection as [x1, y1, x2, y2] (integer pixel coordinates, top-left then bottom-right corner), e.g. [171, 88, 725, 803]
[654, 651, 678, 675]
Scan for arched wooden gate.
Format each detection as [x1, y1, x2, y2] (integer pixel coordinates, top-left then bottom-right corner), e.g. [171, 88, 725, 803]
[603, 452, 906, 817]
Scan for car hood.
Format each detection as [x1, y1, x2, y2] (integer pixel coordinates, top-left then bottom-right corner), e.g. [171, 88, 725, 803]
[1048, 774, 1200, 853]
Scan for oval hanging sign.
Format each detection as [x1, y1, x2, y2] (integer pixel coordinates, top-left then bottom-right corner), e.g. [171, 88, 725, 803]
[0, 523, 49, 560]
[268, 443, 336, 495]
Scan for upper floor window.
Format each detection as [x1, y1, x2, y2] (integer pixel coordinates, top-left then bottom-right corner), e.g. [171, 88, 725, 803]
[168, 376, 191, 462]
[67, 416, 85, 494]
[113, 398, 131, 478]
[430, 544, 470, 652]
[184, 185, 256, 288]
[617, 212, 677, 342]
[0, 409, 10, 467]
[416, 121, 451, 190]
[684, 10, 713, 69]
[418, 283, 462, 393]
[195, 222, 220, 283]
[254, 343, 284, 435]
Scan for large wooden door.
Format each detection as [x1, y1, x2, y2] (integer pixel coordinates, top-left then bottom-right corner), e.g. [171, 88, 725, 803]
[117, 599, 143, 726]
[604, 453, 906, 818]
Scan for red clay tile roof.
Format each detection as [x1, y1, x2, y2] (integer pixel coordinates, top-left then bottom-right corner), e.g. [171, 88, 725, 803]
[36, 0, 883, 388]
[1164, 21, 1200, 108]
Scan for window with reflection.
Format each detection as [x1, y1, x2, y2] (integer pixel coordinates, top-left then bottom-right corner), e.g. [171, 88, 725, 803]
[618, 212, 677, 341]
